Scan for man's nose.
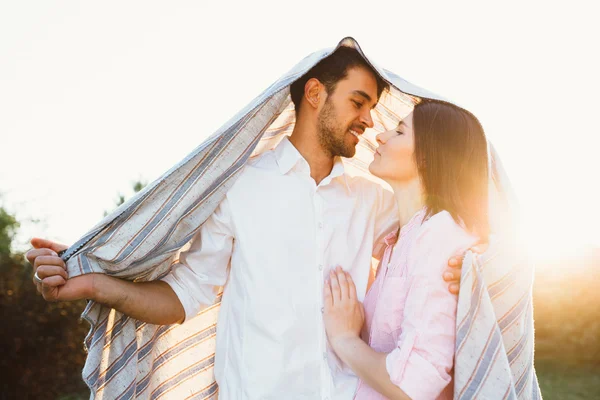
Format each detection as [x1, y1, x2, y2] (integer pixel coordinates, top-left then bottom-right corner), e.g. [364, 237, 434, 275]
[361, 110, 374, 129]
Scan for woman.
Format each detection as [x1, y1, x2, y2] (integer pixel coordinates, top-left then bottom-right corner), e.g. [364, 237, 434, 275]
[323, 100, 489, 399]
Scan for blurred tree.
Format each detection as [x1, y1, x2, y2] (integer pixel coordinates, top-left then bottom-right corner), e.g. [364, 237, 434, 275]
[0, 202, 89, 399]
[0, 181, 147, 399]
[0, 206, 19, 261]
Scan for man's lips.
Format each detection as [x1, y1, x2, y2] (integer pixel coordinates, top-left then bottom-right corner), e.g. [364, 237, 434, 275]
[349, 129, 363, 140]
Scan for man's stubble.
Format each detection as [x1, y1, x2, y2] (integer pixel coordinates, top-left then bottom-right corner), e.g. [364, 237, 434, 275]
[316, 98, 356, 159]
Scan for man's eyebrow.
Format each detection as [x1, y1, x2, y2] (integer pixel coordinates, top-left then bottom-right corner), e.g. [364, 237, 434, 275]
[352, 90, 378, 109]
[352, 90, 373, 103]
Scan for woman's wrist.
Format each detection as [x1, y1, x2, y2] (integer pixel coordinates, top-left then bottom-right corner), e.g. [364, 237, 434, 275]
[331, 334, 362, 364]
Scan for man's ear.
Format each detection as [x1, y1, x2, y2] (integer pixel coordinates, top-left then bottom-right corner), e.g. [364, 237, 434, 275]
[304, 78, 324, 110]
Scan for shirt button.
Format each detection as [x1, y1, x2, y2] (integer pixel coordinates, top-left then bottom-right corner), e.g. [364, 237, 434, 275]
[323, 352, 327, 360]
[318, 222, 323, 229]
[321, 307, 324, 313]
[318, 264, 323, 271]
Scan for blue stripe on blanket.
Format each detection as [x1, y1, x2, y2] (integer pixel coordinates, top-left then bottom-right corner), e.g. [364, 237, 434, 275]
[459, 326, 503, 400]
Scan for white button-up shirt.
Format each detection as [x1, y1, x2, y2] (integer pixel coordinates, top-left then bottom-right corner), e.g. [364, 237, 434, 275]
[163, 137, 397, 400]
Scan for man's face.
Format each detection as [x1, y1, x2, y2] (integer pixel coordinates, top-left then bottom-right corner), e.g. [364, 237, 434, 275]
[317, 67, 378, 158]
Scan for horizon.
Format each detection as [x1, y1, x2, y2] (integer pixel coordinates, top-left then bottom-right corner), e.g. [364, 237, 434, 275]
[1, 1, 598, 264]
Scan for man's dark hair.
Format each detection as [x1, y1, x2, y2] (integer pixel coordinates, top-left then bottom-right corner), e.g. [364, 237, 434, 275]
[413, 100, 490, 241]
[290, 46, 389, 113]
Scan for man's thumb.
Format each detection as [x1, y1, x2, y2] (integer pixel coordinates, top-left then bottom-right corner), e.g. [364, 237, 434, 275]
[30, 237, 69, 252]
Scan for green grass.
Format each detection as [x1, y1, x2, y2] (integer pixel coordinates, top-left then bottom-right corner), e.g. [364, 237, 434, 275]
[536, 359, 600, 400]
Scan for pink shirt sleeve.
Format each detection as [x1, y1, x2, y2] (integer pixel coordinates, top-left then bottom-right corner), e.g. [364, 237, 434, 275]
[385, 211, 478, 400]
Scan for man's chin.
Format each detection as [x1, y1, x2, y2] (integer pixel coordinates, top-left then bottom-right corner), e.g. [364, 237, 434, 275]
[341, 148, 356, 158]
[341, 142, 357, 158]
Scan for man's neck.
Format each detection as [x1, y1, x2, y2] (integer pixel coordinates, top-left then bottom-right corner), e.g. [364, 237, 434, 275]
[288, 126, 335, 186]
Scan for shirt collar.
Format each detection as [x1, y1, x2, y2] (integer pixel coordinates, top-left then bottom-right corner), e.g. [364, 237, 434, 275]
[274, 136, 304, 175]
[384, 207, 427, 246]
[274, 136, 352, 193]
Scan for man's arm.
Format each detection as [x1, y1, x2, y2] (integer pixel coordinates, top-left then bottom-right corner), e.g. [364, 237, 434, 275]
[29, 195, 235, 325]
[70, 275, 184, 325]
[28, 240, 185, 325]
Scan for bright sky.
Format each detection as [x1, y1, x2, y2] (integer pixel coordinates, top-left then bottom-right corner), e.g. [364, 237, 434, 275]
[1, 1, 598, 262]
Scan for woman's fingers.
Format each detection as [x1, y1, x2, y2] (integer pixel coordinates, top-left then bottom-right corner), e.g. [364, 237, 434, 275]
[329, 270, 341, 303]
[327, 267, 358, 305]
[346, 272, 357, 301]
[335, 266, 349, 299]
[323, 279, 333, 311]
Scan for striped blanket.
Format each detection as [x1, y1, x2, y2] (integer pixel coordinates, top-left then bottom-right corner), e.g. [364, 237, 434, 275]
[62, 37, 541, 399]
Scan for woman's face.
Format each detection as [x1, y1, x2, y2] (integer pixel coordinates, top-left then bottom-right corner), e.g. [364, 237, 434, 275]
[369, 112, 419, 184]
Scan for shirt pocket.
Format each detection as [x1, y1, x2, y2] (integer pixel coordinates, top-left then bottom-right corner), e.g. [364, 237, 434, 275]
[376, 275, 409, 344]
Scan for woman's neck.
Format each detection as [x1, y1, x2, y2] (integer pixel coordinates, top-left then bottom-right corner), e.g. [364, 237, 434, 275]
[388, 178, 426, 228]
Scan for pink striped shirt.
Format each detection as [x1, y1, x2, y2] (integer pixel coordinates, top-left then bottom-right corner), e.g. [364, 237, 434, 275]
[355, 209, 478, 400]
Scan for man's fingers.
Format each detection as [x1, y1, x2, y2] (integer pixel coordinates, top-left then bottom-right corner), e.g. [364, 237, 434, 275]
[448, 256, 462, 268]
[448, 283, 459, 295]
[34, 255, 66, 271]
[346, 272, 357, 301]
[443, 268, 461, 282]
[36, 265, 68, 281]
[471, 242, 489, 254]
[30, 237, 68, 252]
[26, 248, 58, 266]
[41, 275, 66, 288]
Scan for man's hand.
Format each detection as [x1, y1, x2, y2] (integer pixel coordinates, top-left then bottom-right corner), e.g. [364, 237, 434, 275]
[26, 238, 185, 324]
[26, 237, 92, 302]
[443, 242, 489, 294]
[323, 266, 364, 351]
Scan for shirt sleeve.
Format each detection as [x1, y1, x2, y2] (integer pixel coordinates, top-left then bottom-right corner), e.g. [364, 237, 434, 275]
[161, 196, 234, 323]
[385, 212, 478, 400]
[372, 185, 398, 260]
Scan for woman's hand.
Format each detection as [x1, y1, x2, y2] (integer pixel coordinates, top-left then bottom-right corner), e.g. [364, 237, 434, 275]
[323, 266, 365, 351]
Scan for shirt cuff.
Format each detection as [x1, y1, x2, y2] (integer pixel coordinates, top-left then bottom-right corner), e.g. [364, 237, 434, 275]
[161, 272, 200, 324]
[386, 333, 452, 400]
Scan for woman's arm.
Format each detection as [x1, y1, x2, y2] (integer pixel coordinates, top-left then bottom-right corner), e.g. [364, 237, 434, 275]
[324, 213, 476, 399]
[331, 334, 411, 399]
[324, 267, 410, 399]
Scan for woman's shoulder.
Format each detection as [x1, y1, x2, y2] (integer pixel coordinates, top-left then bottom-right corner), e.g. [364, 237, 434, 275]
[410, 210, 479, 264]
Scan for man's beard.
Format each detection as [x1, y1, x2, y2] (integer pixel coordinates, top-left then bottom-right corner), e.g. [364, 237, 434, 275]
[317, 99, 356, 158]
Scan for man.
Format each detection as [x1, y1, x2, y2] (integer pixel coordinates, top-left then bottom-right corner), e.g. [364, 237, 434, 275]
[27, 47, 466, 399]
